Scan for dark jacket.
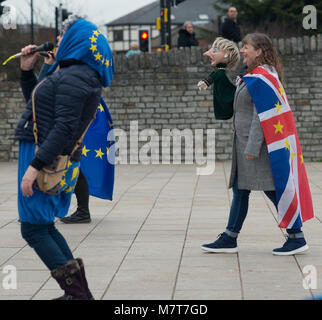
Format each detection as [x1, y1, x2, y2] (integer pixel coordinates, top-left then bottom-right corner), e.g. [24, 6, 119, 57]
[221, 17, 241, 43]
[203, 64, 236, 120]
[177, 29, 199, 48]
[15, 60, 102, 169]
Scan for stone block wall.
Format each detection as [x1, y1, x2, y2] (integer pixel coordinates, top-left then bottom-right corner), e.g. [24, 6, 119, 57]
[1, 34, 322, 162]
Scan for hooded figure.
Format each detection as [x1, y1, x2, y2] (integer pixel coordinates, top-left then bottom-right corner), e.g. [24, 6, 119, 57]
[16, 16, 114, 300]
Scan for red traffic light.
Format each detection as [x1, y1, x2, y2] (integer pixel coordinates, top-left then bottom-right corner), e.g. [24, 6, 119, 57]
[141, 31, 148, 40]
[139, 29, 149, 52]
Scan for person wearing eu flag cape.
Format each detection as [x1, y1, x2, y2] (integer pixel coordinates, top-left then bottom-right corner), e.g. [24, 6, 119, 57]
[15, 15, 114, 299]
[200, 33, 314, 256]
[38, 55, 115, 224]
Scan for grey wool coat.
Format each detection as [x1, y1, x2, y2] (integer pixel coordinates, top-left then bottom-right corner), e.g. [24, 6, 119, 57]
[228, 80, 275, 190]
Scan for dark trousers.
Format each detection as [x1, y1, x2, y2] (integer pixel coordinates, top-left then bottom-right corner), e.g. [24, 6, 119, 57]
[226, 178, 302, 236]
[75, 168, 89, 210]
[21, 222, 74, 271]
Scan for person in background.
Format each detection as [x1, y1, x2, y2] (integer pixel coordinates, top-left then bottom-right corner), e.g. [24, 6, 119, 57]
[125, 42, 142, 58]
[220, 7, 241, 43]
[38, 45, 92, 225]
[177, 21, 199, 48]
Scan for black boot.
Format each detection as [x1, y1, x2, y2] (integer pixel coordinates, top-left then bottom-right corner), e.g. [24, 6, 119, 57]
[76, 258, 94, 300]
[61, 168, 91, 224]
[60, 207, 91, 224]
[51, 260, 89, 300]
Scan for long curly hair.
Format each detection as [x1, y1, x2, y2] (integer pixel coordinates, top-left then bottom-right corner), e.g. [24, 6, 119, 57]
[242, 33, 284, 85]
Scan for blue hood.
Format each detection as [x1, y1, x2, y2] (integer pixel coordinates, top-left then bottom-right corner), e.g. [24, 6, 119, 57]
[48, 19, 114, 87]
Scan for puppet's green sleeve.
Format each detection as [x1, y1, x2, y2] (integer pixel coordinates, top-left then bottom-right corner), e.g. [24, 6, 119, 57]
[208, 70, 236, 120]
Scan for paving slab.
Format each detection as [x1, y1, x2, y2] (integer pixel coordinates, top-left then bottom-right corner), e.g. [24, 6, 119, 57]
[0, 161, 321, 300]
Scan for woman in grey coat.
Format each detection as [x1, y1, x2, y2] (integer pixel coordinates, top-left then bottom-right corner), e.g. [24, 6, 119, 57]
[201, 33, 309, 256]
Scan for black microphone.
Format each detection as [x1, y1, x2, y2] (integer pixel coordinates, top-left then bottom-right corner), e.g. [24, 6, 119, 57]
[30, 42, 54, 54]
[13, 42, 55, 58]
[39, 52, 50, 58]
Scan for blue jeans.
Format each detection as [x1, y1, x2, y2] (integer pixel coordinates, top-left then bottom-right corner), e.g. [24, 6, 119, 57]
[226, 178, 302, 236]
[21, 222, 74, 271]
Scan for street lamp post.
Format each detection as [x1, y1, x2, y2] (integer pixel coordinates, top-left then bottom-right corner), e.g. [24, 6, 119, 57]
[166, 0, 171, 50]
[30, 0, 34, 43]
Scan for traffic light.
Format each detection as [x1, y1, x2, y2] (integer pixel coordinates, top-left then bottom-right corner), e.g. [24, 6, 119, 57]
[55, 6, 72, 37]
[160, 1, 172, 50]
[61, 8, 70, 21]
[138, 29, 150, 52]
[156, 17, 161, 30]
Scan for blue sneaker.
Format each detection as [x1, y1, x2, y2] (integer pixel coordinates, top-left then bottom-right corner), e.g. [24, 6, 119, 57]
[272, 237, 309, 256]
[201, 233, 238, 253]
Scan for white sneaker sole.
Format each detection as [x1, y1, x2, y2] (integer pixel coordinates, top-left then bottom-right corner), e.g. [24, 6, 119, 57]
[201, 245, 238, 253]
[272, 244, 309, 256]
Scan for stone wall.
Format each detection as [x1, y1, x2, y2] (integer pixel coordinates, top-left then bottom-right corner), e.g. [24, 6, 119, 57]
[0, 82, 23, 161]
[1, 34, 322, 162]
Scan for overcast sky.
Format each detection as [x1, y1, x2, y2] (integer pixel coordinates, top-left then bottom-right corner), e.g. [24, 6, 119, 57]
[3, 0, 157, 30]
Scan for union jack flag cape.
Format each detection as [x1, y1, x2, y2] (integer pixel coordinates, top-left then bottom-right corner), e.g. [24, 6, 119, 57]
[242, 65, 314, 229]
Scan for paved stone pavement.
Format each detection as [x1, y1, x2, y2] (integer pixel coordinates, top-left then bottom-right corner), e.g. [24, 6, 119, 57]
[0, 161, 321, 300]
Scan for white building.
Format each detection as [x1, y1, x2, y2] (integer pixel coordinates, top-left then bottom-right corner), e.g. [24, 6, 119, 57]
[105, 0, 221, 53]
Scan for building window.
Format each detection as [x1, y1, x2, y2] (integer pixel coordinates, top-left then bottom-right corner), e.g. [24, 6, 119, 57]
[113, 30, 123, 41]
[198, 14, 209, 20]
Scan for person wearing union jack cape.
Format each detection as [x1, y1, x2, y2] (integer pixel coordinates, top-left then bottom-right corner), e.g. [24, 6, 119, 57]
[201, 33, 314, 255]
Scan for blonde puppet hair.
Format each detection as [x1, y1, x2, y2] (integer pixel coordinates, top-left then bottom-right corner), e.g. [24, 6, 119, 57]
[211, 37, 240, 70]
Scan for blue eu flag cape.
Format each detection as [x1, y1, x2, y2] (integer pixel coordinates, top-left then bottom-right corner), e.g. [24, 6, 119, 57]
[48, 18, 115, 200]
[81, 98, 115, 200]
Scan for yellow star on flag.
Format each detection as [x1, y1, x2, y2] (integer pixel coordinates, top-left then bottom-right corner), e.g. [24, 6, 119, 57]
[273, 121, 284, 134]
[89, 35, 97, 43]
[284, 138, 290, 151]
[94, 52, 102, 61]
[275, 100, 283, 113]
[290, 151, 296, 161]
[82, 145, 90, 156]
[279, 86, 285, 98]
[89, 44, 97, 53]
[300, 154, 304, 164]
[60, 179, 66, 187]
[93, 30, 100, 37]
[97, 104, 104, 112]
[105, 59, 109, 67]
[95, 148, 104, 159]
[64, 187, 73, 193]
[106, 147, 109, 155]
[67, 160, 72, 168]
[71, 167, 79, 181]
